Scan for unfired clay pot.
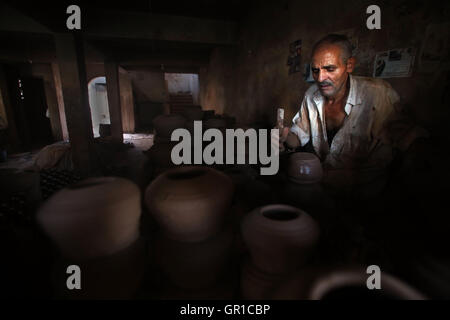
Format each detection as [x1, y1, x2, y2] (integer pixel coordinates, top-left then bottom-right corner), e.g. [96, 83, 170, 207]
[241, 204, 320, 274]
[271, 267, 426, 300]
[36, 177, 142, 260]
[287, 152, 323, 184]
[145, 166, 234, 242]
[152, 114, 186, 143]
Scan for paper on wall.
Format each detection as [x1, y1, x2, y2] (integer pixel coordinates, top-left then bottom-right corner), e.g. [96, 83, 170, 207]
[373, 48, 416, 78]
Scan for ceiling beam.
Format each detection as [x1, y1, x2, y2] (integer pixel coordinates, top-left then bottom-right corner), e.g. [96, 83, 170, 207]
[0, 3, 51, 34]
[84, 10, 238, 45]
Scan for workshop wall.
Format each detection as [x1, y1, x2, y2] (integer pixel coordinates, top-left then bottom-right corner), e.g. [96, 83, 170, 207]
[199, 47, 237, 116]
[223, 0, 450, 138]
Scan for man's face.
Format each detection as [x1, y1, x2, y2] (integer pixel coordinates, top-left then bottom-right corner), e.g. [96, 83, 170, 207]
[311, 44, 353, 98]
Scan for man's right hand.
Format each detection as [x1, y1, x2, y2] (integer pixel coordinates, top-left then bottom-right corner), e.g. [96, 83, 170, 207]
[271, 126, 290, 152]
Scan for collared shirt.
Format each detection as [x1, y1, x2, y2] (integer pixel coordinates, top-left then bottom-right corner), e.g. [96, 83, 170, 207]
[290, 75, 428, 175]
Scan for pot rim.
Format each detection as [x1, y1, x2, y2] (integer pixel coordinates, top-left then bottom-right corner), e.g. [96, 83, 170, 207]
[242, 204, 320, 236]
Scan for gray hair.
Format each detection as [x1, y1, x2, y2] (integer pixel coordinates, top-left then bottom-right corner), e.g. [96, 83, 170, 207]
[312, 34, 353, 63]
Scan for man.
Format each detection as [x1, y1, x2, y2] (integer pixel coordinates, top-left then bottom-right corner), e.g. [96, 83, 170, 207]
[279, 34, 428, 199]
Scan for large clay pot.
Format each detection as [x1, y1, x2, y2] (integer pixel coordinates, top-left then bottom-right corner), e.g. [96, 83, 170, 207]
[287, 152, 323, 184]
[241, 204, 320, 274]
[36, 177, 141, 260]
[154, 226, 234, 290]
[145, 166, 234, 242]
[241, 258, 286, 300]
[152, 114, 186, 143]
[272, 267, 426, 300]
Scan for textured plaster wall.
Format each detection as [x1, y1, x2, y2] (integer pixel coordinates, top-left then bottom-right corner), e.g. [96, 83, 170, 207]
[128, 70, 166, 103]
[199, 47, 237, 116]
[212, 0, 450, 137]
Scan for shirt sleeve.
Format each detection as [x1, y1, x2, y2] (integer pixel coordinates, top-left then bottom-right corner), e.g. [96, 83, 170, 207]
[290, 97, 311, 147]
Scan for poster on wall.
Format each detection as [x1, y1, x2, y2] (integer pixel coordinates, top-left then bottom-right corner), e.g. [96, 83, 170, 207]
[373, 48, 416, 78]
[287, 39, 302, 74]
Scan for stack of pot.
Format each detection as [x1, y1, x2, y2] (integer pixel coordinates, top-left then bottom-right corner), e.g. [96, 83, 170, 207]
[36, 177, 145, 299]
[145, 166, 235, 298]
[240, 204, 320, 299]
[147, 114, 187, 176]
[283, 152, 335, 226]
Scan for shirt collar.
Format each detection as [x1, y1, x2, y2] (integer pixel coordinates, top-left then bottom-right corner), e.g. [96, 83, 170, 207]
[346, 74, 361, 107]
[312, 74, 361, 116]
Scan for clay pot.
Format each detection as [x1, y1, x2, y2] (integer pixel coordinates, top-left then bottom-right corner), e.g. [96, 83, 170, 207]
[145, 166, 234, 242]
[241, 258, 286, 300]
[241, 204, 320, 274]
[154, 226, 234, 290]
[287, 152, 323, 184]
[272, 267, 426, 300]
[36, 177, 141, 260]
[152, 114, 186, 143]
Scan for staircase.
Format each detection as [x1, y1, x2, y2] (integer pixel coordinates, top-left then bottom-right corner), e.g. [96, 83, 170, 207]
[168, 94, 194, 115]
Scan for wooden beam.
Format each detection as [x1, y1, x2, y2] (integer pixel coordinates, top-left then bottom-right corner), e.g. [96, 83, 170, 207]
[104, 61, 123, 143]
[54, 33, 94, 176]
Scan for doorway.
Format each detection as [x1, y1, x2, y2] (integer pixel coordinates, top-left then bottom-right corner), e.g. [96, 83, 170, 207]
[88, 77, 110, 137]
[164, 73, 200, 105]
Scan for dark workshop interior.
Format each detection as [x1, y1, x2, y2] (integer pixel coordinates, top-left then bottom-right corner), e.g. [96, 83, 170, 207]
[1, 0, 450, 300]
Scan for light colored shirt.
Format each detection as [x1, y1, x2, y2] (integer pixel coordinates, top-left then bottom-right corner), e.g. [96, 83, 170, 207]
[290, 75, 428, 190]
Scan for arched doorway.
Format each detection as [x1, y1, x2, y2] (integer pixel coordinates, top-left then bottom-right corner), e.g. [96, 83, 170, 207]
[88, 77, 110, 137]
